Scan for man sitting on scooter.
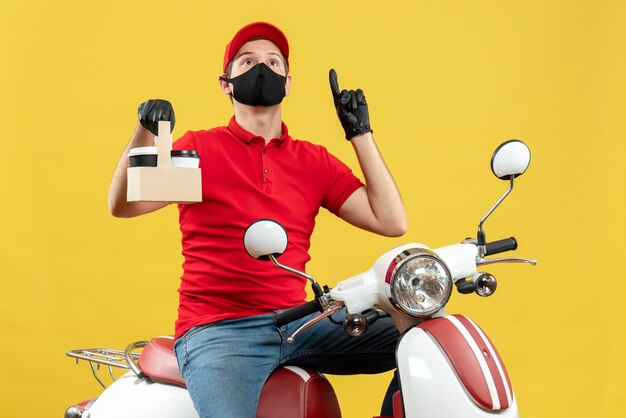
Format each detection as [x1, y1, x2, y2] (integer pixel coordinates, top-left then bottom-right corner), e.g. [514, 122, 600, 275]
[107, 21, 407, 418]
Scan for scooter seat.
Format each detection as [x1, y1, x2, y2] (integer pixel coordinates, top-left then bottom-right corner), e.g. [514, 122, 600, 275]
[138, 337, 341, 418]
[137, 337, 186, 387]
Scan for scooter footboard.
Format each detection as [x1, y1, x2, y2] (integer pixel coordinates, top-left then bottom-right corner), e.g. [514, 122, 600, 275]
[396, 314, 518, 418]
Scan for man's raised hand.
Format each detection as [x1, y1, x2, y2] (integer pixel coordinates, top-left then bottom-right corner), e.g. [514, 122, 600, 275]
[329, 69, 372, 140]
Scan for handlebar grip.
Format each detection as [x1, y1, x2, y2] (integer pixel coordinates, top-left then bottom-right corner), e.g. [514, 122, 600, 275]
[274, 300, 320, 327]
[485, 237, 518, 256]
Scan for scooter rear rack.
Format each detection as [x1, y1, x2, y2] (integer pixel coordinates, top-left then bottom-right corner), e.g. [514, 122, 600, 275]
[67, 346, 143, 389]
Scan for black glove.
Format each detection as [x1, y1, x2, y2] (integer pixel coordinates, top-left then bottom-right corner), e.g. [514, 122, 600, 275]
[137, 99, 175, 136]
[329, 69, 372, 140]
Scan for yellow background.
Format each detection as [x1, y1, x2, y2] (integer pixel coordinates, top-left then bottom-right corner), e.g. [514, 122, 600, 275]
[1, 0, 625, 417]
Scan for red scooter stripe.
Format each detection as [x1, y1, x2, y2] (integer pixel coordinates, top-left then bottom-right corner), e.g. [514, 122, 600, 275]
[420, 317, 494, 409]
[452, 315, 512, 409]
[462, 316, 513, 406]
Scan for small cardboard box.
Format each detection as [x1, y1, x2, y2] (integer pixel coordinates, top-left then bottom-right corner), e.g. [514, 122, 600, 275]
[127, 121, 202, 203]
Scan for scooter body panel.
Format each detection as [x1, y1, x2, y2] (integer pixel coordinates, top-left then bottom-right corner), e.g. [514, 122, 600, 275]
[396, 316, 519, 418]
[86, 372, 199, 418]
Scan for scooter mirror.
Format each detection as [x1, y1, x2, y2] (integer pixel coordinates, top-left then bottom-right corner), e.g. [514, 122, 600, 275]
[243, 219, 288, 260]
[490, 140, 531, 180]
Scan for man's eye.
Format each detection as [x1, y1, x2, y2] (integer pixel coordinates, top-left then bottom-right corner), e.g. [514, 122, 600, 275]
[244, 59, 254, 66]
[269, 60, 278, 66]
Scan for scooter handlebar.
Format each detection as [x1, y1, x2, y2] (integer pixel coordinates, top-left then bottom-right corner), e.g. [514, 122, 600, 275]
[274, 300, 320, 327]
[485, 237, 518, 256]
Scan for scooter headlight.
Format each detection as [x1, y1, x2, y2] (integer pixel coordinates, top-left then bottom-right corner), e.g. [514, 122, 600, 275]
[386, 248, 452, 317]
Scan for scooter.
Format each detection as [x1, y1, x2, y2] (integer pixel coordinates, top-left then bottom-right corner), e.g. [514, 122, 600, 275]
[66, 140, 535, 418]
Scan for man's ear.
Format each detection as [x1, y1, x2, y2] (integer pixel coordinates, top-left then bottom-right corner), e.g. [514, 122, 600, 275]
[219, 75, 232, 95]
[285, 75, 292, 97]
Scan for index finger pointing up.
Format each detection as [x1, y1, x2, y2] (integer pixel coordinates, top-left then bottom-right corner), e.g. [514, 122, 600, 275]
[329, 69, 341, 100]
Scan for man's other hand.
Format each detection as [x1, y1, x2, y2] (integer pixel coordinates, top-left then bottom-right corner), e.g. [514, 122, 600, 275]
[138, 99, 176, 136]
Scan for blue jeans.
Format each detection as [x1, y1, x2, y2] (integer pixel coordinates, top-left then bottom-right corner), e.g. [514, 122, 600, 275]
[174, 310, 400, 418]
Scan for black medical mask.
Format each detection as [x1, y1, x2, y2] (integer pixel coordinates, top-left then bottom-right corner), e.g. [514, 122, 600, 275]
[219, 63, 287, 107]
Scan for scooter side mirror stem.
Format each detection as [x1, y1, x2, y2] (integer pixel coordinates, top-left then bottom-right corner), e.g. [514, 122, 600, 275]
[477, 175, 515, 247]
[268, 254, 320, 292]
[244, 220, 322, 295]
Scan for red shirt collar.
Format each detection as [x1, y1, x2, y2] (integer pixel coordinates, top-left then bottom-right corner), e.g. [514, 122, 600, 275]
[227, 116, 290, 145]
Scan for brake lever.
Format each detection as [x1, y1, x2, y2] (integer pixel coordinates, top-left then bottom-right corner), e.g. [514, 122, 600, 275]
[477, 257, 537, 266]
[287, 301, 345, 344]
